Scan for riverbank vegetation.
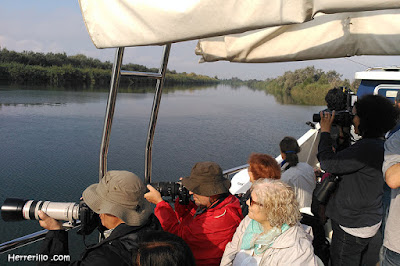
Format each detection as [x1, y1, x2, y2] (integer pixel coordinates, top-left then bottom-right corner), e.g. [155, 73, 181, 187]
[0, 49, 360, 106]
[0, 48, 219, 88]
[243, 67, 360, 105]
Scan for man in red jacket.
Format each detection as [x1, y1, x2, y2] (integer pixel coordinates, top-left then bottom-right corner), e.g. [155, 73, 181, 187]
[145, 161, 243, 266]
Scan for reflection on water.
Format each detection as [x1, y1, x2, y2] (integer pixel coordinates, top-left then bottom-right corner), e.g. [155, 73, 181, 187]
[0, 103, 66, 107]
[222, 83, 308, 105]
[0, 84, 323, 263]
[258, 90, 298, 105]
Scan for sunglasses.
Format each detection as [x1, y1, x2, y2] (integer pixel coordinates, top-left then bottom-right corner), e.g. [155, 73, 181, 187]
[250, 195, 263, 207]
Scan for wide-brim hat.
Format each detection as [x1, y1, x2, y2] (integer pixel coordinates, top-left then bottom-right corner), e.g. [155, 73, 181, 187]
[82, 170, 152, 226]
[182, 162, 231, 197]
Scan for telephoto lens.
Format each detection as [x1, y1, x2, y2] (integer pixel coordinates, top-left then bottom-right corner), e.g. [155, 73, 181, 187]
[151, 182, 180, 197]
[151, 182, 190, 205]
[1, 198, 80, 222]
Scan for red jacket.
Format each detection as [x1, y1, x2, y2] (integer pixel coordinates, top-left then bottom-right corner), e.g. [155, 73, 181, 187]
[155, 195, 243, 266]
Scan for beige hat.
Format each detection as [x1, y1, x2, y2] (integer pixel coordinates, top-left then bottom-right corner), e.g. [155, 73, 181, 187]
[182, 162, 231, 197]
[82, 170, 152, 226]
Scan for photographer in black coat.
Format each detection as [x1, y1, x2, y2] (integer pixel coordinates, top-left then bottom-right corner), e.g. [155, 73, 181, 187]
[318, 94, 399, 266]
[37, 171, 161, 266]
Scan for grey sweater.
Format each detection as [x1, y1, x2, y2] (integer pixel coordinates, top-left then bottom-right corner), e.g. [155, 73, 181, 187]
[383, 129, 400, 254]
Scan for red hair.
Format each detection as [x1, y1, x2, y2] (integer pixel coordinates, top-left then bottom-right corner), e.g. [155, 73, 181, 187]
[248, 153, 281, 181]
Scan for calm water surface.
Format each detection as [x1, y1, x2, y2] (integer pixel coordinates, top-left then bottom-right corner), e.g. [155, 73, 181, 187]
[0, 84, 323, 262]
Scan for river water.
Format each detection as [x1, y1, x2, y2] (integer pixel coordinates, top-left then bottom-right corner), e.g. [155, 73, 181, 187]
[0, 84, 323, 263]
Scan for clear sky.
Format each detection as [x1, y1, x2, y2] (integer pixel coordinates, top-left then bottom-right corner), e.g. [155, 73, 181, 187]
[1, 0, 399, 80]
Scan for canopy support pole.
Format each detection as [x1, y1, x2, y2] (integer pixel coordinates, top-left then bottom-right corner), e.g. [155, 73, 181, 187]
[99, 44, 171, 183]
[145, 44, 171, 184]
[99, 47, 124, 181]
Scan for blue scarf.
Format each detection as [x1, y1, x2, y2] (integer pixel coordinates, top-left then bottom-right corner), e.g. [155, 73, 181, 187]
[240, 219, 290, 255]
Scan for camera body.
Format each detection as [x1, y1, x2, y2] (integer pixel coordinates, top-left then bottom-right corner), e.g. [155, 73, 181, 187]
[312, 110, 354, 127]
[1, 198, 99, 235]
[313, 87, 356, 151]
[151, 181, 190, 205]
[312, 87, 356, 128]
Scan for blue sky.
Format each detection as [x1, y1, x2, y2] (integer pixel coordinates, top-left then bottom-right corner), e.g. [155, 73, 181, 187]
[1, 0, 399, 80]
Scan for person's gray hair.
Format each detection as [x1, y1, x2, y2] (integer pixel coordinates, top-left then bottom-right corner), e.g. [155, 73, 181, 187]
[251, 179, 301, 227]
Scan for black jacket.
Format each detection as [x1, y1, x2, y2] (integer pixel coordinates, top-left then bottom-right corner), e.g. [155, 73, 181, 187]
[317, 132, 384, 228]
[38, 214, 161, 266]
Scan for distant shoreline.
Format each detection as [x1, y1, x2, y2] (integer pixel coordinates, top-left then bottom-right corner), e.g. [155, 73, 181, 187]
[0, 48, 220, 88]
[0, 48, 360, 106]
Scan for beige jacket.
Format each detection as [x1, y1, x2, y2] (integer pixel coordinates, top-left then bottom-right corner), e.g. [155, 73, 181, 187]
[220, 216, 317, 266]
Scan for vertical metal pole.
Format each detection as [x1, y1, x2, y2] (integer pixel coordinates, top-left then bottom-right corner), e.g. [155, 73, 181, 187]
[99, 47, 125, 181]
[144, 44, 171, 184]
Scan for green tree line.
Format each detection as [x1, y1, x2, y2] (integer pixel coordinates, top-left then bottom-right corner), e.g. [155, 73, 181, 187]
[244, 67, 360, 105]
[0, 48, 219, 88]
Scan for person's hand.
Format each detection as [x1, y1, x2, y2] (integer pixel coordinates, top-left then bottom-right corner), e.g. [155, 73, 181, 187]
[38, 210, 63, 230]
[144, 185, 163, 204]
[320, 111, 335, 133]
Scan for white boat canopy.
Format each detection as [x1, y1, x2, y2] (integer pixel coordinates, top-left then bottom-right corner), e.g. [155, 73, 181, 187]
[196, 9, 400, 63]
[79, 0, 400, 54]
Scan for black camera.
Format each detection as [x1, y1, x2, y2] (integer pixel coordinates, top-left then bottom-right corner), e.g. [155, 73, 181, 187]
[313, 174, 341, 204]
[312, 110, 354, 127]
[1, 198, 99, 236]
[312, 87, 356, 128]
[151, 182, 190, 205]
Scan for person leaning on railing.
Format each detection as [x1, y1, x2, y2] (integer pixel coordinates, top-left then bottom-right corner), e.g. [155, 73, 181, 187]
[318, 94, 399, 266]
[220, 179, 317, 265]
[144, 161, 243, 266]
[37, 171, 162, 266]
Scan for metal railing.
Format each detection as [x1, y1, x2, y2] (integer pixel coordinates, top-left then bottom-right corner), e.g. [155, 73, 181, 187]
[222, 164, 249, 178]
[0, 229, 48, 254]
[0, 221, 82, 254]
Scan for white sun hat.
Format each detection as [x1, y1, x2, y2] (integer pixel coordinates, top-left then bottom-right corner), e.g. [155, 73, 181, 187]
[229, 168, 252, 195]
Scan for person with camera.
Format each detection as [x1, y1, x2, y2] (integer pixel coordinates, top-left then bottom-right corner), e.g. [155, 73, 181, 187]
[37, 170, 162, 266]
[318, 94, 399, 266]
[144, 161, 243, 266]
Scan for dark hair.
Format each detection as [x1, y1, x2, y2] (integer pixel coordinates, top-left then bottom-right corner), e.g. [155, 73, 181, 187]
[355, 94, 399, 138]
[248, 153, 281, 180]
[396, 90, 400, 103]
[279, 136, 301, 168]
[325, 87, 347, 111]
[133, 231, 195, 266]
